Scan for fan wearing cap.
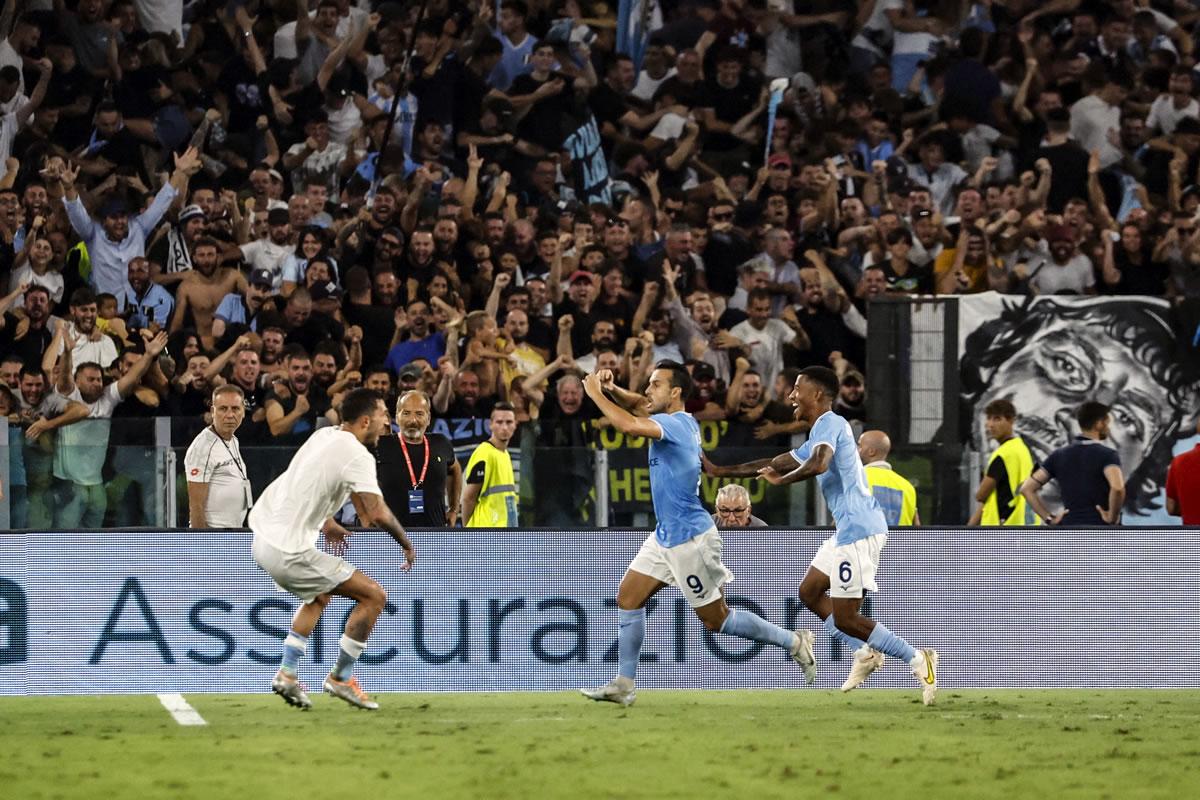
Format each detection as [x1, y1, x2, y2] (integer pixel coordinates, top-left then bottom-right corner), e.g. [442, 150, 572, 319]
[212, 267, 280, 345]
[148, 204, 207, 287]
[54, 145, 202, 297]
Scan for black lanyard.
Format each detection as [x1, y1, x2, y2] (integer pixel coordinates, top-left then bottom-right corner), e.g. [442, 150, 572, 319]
[213, 427, 247, 481]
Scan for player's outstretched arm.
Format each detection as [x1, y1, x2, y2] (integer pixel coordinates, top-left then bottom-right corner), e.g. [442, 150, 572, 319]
[759, 445, 833, 486]
[352, 491, 417, 571]
[702, 452, 788, 478]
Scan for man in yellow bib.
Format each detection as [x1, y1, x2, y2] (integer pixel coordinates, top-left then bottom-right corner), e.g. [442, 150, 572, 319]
[859, 430, 919, 526]
[462, 402, 519, 527]
[968, 399, 1039, 526]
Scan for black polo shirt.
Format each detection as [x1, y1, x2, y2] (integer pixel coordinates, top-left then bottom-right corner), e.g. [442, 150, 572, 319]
[1042, 436, 1122, 526]
[376, 432, 456, 527]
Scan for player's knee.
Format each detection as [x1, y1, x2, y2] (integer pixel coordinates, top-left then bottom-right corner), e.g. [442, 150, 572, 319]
[700, 613, 724, 632]
[798, 581, 822, 607]
[370, 584, 388, 609]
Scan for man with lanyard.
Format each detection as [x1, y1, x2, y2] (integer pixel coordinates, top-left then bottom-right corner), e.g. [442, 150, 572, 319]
[185, 384, 253, 528]
[376, 390, 462, 528]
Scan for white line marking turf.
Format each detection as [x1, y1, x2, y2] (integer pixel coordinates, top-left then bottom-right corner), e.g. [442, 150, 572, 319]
[157, 693, 207, 726]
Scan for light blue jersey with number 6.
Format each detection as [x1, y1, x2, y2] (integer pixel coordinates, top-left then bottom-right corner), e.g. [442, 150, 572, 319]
[791, 411, 888, 545]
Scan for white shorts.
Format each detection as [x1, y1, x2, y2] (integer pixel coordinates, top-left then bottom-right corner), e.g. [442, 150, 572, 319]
[809, 533, 887, 599]
[252, 535, 356, 604]
[627, 527, 734, 608]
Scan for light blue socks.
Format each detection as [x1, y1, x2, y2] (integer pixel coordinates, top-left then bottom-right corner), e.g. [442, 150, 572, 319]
[719, 608, 797, 650]
[618, 608, 646, 680]
[866, 622, 917, 663]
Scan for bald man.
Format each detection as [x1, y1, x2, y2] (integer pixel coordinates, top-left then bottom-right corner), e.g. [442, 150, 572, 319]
[858, 430, 919, 526]
[375, 391, 462, 527]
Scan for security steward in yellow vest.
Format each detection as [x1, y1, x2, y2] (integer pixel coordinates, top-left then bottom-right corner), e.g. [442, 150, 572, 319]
[968, 400, 1040, 526]
[859, 430, 920, 526]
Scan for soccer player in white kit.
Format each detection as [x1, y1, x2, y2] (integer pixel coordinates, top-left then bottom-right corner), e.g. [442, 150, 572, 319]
[706, 367, 939, 705]
[250, 389, 416, 710]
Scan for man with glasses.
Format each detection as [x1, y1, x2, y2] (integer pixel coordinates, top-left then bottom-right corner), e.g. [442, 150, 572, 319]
[712, 483, 767, 528]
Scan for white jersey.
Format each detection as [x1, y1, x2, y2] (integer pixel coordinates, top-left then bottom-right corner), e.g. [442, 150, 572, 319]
[249, 427, 381, 553]
[185, 427, 252, 528]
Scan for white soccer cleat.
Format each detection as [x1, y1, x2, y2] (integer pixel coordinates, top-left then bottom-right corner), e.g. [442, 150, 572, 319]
[910, 648, 939, 706]
[271, 669, 312, 710]
[840, 646, 886, 692]
[323, 674, 380, 710]
[790, 629, 817, 685]
[579, 676, 637, 707]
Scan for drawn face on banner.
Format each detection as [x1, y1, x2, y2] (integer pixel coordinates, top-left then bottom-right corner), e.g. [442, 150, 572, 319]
[961, 297, 1200, 515]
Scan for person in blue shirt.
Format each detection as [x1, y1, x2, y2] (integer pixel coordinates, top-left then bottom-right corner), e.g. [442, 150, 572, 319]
[1019, 401, 1126, 527]
[579, 361, 815, 707]
[705, 366, 939, 705]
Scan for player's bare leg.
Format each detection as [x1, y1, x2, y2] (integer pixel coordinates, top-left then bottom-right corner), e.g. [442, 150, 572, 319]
[580, 570, 666, 707]
[323, 570, 388, 710]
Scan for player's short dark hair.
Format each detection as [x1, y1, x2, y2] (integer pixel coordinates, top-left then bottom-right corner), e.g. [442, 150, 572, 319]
[1076, 401, 1111, 431]
[984, 399, 1016, 419]
[492, 401, 516, 417]
[799, 366, 839, 401]
[340, 388, 383, 424]
[654, 360, 693, 401]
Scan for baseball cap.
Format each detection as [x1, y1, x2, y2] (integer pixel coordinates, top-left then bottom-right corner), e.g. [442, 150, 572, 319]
[179, 204, 205, 223]
[397, 363, 423, 381]
[568, 270, 593, 284]
[249, 268, 275, 288]
[767, 153, 792, 170]
[311, 281, 343, 301]
[267, 207, 290, 226]
[692, 362, 716, 381]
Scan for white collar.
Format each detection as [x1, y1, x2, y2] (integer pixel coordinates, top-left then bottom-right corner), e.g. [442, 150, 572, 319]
[865, 460, 891, 469]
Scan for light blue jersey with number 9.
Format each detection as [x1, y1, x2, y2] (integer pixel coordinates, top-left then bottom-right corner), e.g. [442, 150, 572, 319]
[649, 412, 714, 547]
[791, 411, 888, 545]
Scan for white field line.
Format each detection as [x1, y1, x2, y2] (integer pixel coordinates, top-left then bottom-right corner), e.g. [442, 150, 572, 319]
[157, 693, 208, 726]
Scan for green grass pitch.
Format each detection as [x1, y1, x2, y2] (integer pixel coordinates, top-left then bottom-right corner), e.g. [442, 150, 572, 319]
[4, 690, 1199, 799]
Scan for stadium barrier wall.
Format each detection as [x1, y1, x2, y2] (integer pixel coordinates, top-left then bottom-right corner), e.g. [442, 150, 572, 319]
[1, 528, 1197, 694]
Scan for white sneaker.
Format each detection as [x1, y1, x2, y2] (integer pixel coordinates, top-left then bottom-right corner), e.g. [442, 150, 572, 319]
[840, 646, 886, 692]
[910, 648, 939, 706]
[271, 669, 312, 709]
[579, 676, 636, 707]
[790, 629, 817, 685]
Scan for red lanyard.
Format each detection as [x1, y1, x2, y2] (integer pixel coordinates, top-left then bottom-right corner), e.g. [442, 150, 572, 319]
[399, 434, 429, 488]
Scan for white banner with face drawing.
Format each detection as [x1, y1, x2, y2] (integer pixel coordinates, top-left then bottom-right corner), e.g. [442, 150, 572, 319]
[955, 293, 1200, 524]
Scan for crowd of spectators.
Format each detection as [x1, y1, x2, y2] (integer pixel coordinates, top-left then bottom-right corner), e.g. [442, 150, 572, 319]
[0, 0, 1196, 528]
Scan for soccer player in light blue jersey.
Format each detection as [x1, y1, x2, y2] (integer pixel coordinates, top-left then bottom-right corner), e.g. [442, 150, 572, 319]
[705, 366, 939, 705]
[578, 362, 817, 707]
